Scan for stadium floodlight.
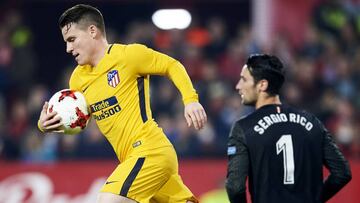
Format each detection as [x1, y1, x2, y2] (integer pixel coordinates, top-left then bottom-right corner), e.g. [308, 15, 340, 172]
[152, 9, 192, 30]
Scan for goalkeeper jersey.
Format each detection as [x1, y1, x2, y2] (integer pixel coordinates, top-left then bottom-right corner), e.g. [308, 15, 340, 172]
[226, 104, 351, 203]
[69, 43, 199, 162]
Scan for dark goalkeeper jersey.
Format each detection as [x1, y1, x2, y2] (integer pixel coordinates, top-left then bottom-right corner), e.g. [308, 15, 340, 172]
[226, 104, 351, 203]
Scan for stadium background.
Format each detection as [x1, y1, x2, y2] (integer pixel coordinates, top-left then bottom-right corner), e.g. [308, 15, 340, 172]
[0, 0, 359, 202]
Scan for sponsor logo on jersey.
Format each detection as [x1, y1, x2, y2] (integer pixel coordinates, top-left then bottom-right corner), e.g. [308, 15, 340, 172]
[90, 96, 118, 112]
[107, 70, 120, 88]
[90, 96, 121, 121]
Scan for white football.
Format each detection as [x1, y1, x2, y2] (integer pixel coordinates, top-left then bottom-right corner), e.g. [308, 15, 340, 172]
[47, 89, 90, 135]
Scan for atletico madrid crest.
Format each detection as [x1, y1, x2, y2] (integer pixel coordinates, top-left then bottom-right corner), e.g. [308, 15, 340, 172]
[107, 70, 120, 88]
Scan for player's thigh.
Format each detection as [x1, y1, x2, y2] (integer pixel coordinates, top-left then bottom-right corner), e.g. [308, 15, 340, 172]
[151, 173, 198, 203]
[100, 156, 146, 202]
[97, 192, 137, 203]
[101, 147, 177, 202]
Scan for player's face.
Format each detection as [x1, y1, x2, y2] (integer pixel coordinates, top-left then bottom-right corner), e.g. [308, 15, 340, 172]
[236, 65, 258, 106]
[61, 23, 95, 65]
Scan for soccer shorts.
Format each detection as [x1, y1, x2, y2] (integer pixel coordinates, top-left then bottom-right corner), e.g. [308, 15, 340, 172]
[100, 146, 198, 203]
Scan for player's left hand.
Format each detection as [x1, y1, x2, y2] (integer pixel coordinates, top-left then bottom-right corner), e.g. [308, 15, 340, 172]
[184, 102, 207, 130]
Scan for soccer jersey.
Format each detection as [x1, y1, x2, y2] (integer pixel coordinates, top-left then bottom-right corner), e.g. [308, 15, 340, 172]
[69, 43, 199, 162]
[226, 104, 351, 203]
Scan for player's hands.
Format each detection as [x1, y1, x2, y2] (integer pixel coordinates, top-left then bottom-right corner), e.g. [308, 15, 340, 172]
[184, 102, 207, 130]
[38, 102, 64, 133]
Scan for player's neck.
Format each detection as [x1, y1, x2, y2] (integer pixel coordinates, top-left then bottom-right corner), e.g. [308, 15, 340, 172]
[255, 94, 281, 109]
[91, 38, 109, 67]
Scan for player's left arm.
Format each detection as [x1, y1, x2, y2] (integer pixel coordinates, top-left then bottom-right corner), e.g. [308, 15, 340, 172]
[226, 121, 248, 203]
[126, 44, 207, 130]
[320, 119, 352, 201]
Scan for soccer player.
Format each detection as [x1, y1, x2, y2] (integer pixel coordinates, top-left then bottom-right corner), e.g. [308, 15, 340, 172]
[38, 4, 207, 203]
[226, 54, 352, 203]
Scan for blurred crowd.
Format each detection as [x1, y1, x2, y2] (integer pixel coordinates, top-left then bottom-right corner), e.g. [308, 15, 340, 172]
[0, 0, 360, 162]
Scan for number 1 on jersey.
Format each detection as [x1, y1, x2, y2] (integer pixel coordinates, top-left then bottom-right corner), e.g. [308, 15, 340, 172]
[276, 134, 295, 184]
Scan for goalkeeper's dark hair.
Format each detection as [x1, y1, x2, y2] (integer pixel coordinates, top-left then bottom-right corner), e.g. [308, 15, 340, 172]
[246, 54, 285, 96]
[59, 4, 105, 35]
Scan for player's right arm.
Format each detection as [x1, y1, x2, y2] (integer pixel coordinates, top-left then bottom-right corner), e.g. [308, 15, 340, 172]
[226, 121, 248, 203]
[38, 102, 64, 133]
[38, 66, 82, 133]
[320, 119, 352, 201]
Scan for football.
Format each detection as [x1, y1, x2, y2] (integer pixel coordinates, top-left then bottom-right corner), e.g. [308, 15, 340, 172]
[47, 89, 90, 135]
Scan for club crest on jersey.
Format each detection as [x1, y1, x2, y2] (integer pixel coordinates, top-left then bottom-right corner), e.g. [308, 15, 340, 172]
[107, 70, 120, 88]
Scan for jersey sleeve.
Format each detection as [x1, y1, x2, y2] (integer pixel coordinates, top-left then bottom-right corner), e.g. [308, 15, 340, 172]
[69, 67, 82, 91]
[125, 44, 198, 105]
[226, 120, 248, 203]
[319, 119, 352, 201]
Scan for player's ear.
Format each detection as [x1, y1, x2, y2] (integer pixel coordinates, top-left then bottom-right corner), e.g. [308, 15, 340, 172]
[88, 25, 97, 38]
[258, 79, 269, 92]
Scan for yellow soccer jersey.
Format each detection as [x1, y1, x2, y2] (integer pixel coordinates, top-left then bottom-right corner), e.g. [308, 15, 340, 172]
[69, 44, 199, 162]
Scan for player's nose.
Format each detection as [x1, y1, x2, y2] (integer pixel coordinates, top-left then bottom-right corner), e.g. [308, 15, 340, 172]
[66, 42, 73, 54]
[235, 81, 241, 90]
